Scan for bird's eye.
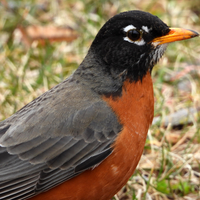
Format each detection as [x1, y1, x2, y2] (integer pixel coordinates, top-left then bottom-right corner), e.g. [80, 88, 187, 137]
[127, 29, 141, 41]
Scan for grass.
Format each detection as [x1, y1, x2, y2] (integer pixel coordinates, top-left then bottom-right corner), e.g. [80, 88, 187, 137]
[0, 0, 200, 199]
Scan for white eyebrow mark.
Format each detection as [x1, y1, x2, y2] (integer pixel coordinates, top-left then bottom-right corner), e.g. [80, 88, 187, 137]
[123, 25, 136, 32]
[142, 26, 149, 32]
[142, 26, 152, 33]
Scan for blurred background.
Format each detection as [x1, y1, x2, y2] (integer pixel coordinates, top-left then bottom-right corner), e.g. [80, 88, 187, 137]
[0, 0, 199, 199]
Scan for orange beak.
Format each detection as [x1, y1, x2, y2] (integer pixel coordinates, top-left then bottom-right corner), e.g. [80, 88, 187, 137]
[152, 28, 199, 45]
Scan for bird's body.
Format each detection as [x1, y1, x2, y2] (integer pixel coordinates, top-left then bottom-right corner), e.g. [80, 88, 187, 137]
[29, 72, 154, 200]
[0, 10, 198, 200]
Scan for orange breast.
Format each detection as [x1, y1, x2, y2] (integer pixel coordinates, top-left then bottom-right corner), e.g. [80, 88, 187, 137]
[30, 72, 154, 200]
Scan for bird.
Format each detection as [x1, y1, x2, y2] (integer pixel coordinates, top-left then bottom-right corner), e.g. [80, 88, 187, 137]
[0, 10, 198, 200]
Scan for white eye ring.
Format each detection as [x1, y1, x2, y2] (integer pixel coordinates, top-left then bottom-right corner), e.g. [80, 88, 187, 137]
[123, 25, 136, 32]
[123, 25, 146, 46]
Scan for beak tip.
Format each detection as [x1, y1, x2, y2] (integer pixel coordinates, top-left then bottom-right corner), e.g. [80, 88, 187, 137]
[187, 29, 199, 38]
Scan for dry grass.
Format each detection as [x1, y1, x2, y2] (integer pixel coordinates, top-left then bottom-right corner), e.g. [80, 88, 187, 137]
[0, 0, 200, 199]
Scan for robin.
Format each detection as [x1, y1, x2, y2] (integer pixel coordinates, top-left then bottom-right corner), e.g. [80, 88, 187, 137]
[0, 10, 198, 200]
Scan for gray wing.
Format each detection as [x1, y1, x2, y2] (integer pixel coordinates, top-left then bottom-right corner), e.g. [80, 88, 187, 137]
[0, 75, 122, 200]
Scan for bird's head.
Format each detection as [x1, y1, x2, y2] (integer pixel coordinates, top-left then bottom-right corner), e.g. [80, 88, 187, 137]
[90, 10, 198, 82]
[77, 10, 198, 96]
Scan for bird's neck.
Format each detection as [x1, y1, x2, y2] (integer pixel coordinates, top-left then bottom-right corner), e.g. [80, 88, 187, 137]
[73, 49, 125, 97]
[73, 49, 151, 98]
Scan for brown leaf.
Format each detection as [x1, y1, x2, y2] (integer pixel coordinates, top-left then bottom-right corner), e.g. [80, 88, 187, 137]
[17, 25, 78, 47]
[166, 133, 180, 144]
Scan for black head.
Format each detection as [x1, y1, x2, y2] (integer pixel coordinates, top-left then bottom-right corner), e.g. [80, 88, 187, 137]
[90, 10, 170, 82]
[75, 10, 198, 96]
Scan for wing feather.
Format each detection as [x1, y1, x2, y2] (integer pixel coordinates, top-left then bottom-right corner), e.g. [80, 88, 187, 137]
[0, 76, 122, 199]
